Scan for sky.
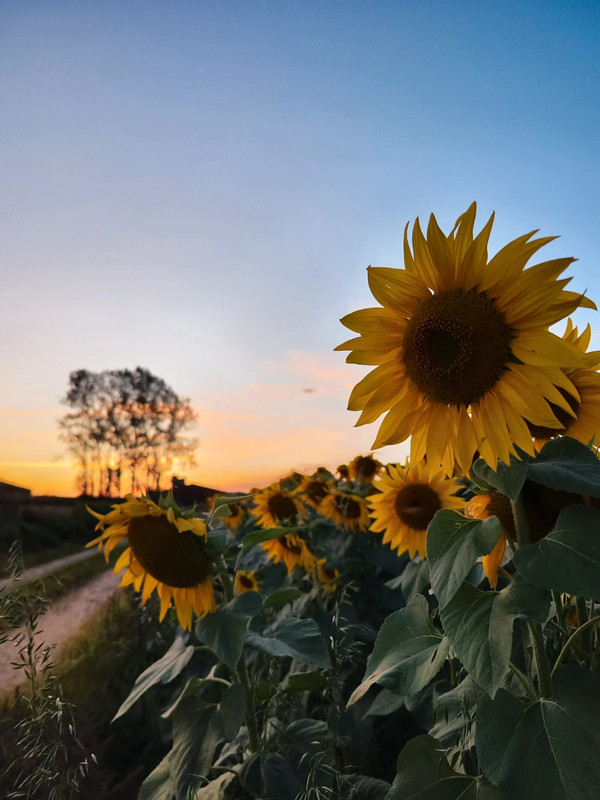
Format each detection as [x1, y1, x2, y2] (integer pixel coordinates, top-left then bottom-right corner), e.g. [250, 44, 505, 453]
[2, 0, 600, 496]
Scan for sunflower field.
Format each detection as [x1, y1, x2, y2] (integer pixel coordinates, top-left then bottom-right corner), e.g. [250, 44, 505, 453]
[85, 205, 600, 799]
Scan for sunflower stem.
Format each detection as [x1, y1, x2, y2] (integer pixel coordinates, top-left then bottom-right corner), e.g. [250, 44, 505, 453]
[510, 496, 531, 548]
[236, 658, 260, 753]
[576, 597, 593, 661]
[528, 622, 552, 698]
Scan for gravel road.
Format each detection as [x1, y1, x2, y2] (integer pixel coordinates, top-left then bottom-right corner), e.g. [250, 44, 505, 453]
[1, 568, 121, 695]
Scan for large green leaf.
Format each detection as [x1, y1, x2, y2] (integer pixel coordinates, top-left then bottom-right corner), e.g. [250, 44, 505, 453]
[477, 665, 600, 800]
[472, 457, 529, 502]
[194, 773, 235, 799]
[262, 753, 303, 800]
[113, 632, 194, 721]
[527, 437, 600, 497]
[385, 735, 503, 799]
[428, 511, 501, 609]
[347, 594, 449, 706]
[440, 575, 550, 696]
[170, 683, 246, 800]
[245, 617, 331, 668]
[195, 591, 262, 671]
[429, 676, 481, 750]
[514, 505, 600, 600]
[138, 753, 175, 800]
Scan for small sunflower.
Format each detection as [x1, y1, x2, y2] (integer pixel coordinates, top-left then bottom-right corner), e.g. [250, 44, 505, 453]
[234, 569, 261, 594]
[318, 491, 371, 532]
[336, 204, 595, 475]
[87, 495, 216, 631]
[368, 461, 465, 559]
[312, 558, 342, 593]
[528, 320, 600, 448]
[251, 483, 305, 529]
[261, 534, 316, 574]
[219, 500, 247, 532]
[294, 474, 333, 510]
[348, 454, 382, 483]
[464, 491, 515, 589]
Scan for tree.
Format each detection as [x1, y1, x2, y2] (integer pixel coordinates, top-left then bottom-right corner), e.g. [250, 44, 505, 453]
[59, 368, 198, 496]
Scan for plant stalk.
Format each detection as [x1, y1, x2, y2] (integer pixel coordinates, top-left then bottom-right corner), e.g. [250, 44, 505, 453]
[510, 496, 531, 548]
[528, 622, 552, 698]
[552, 615, 600, 674]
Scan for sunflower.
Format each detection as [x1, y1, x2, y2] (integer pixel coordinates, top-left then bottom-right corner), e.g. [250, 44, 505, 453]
[336, 204, 595, 475]
[251, 482, 305, 529]
[312, 558, 342, 593]
[218, 500, 247, 532]
[527, 320, 600, 448]
[294, 474, 333, 510]
[348, 454, 382, 483]
[261, 534, 316, 574]
[234, 569, 261, 594]
[368, 460, 465, 559]
[464, 491, 515, 589]
[87, 495, 216, 631]
[318, 491, 371, 532]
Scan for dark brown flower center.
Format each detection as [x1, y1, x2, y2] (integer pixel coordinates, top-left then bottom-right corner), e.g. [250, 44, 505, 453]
[278, 536, 303, 555]
[333, 494, 362, 519]
[267, 493, 297, 523]
[526, 388, 580, 439]
[128, 515, 211, 588]
[355, 456, 378, 478]
[394, 484, 442, 531]
[239, 573, 255, 589]
[337, 465, 349, 479]
[307, 481, 329, 503]
[403, 289, 513, 406]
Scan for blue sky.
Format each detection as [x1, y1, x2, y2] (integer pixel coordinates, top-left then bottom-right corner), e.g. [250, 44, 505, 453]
[2, 0, 600, 493]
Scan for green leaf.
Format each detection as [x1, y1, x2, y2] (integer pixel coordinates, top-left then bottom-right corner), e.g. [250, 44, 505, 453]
[472, 457, 529, 502]
[113, 632, 194, 721]
[170, 683, 245, 799]
[386, 734, 503, 799]
[138, 753, 175, 800]
[263, 586, 303, 609]
[283, 670, 328, 692]
[285, 718, 330, 744]
[195, 592, 262, 671]
[365, 688, 405, 717]
[477, 665, 600, 800]
[428, 511, 502, 609]
[528, 437, 600, 497]
[245, 617, 331, 668]
[213, 493, 253, 508]
[242, 525, 308, 549]
[347, 594, 449, 706]
[430, 676, 481, 750]
[440, 575, 550, 697]
[194, 773, 235, 799]
[514, 505, 600, 600]
[339, 774, 391, 799]
[262, 753, 303, 800]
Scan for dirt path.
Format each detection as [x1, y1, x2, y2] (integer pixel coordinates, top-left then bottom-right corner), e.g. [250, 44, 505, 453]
[1, 569, 121, 695]
[0, 548, 99, 592]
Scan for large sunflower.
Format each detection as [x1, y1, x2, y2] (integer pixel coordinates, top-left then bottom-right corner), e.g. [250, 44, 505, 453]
[336, 204, 595, 475]
[251, 482, 305, 529]
[318, 491, 371, 532]
[368, 460, 465, 559]
[87, 495, 216, 631]
[528, 320, 600, 448]
[294, 474, 333, 510]
[261, 534, 316, 574]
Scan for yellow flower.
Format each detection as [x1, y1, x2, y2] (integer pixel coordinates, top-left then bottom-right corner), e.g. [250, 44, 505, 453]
[234, 569, 261, 594]
[251, 483, 305, 529]
[294, 474, 333, 510]
[219, 500, 247, 532]
[318, 491, 371, 532]
[336, 204, 595, 475]
[87, 495, 215, 631]
[368, 460, 465, 559]
[464, 491, 515, 589]
[348, 454, 382, 483]
[528, 320, 600, 448]
[261, 534, 316, 574]
[312, 558, 342, 593]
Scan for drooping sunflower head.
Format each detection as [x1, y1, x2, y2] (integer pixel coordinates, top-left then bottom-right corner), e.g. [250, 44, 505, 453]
[318, 490, 371, 532]
[294, 474, 333, 510]
[368, 460, 465, 559]
[348, 454, 382, 483]
[234, 569, 261, 594]
[337, 204, 595, 475]
[87, 495, 216, 631]
[527, 320, 600, 448]
[251, 482, 305, 529]
[261, 533, 316, 574]
[311, 558, 342, 593]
